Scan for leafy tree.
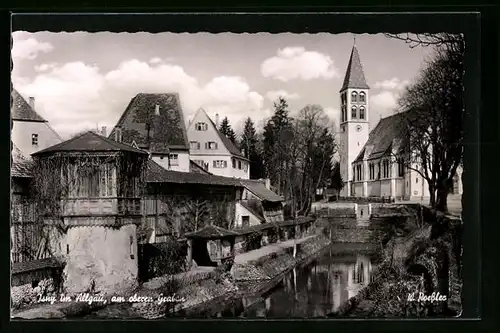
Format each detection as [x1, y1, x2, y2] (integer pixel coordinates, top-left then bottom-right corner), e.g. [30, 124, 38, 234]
[388, 33, 464, 212]
[218, 116, 237, 145]
[240, 117, 265, 179]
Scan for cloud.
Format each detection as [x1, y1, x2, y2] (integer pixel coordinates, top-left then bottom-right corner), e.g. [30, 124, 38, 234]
[373, 77, 409, 91]
[14, 59, 265, 139]
[323, 107, 340, 129]
[261, 46, 340, 81]
[265, 90, 300, 102]
[12, 32, 54, 60]
[149, 57, 162, 64]
[34, 63, 58, 72]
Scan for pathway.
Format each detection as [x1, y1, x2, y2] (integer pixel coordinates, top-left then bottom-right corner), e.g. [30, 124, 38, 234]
[398, 195, 462, 217]
[233, 236, 315, 265]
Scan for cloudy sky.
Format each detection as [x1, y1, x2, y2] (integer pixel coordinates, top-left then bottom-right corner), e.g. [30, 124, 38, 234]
[12, 31, 433, 139]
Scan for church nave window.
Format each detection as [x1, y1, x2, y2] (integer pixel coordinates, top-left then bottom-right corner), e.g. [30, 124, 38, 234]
[359, 106, 365, 120]
[351, 105, 357, 119]
[351, 91, 358, 102]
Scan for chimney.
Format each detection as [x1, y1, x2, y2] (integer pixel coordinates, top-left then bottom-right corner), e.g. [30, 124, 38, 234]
[28, 97, 35, 110]
[215, 113, 220, 128]
[155, 104, 160, 116]
[264, 178, 271, 190]
[101, 126, 107, 137]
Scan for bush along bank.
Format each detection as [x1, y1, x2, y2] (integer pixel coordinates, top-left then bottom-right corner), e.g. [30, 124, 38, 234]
[330, 204, 462, 318]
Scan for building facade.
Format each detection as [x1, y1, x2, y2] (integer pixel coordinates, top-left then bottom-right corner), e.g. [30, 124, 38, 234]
[11, 89, 63, 158]
[187, 108, 250, 179]
[338, 43, 463, 200]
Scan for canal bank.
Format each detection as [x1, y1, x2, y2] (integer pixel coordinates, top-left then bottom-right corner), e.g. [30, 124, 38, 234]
[53, 233, 333, 319]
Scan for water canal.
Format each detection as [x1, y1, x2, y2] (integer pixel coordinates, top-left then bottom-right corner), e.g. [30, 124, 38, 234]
[179, 243, 381, 318]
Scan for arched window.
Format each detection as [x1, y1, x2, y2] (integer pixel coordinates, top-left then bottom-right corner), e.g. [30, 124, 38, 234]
[351, 91, 358, 102]
[359, 106, 365, 120]
[351, 105, 357, 119]
[359, 91, 366, 103]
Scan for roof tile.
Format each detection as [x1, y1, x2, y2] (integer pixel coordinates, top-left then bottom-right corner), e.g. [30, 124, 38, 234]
[109, 93, 189, 154]
[11, 89, 46, 122]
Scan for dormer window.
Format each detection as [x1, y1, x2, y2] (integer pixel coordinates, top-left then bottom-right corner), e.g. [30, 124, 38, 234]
[359, 106, 365, 120]
[31, 133, 38, 146]
[169, 154, 179, 166]
[351, 106, 357, 119]
[351, 91, 358, 102]
[359, 92, 366, 103]
[195, 122, 208, 131]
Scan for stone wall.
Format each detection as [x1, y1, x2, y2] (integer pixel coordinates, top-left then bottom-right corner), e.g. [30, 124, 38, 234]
[64, 224, 138, 294]
[11, 278, 58, 310]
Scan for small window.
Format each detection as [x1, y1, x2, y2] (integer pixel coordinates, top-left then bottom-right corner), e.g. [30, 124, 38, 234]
[169, 154, 179, 166]
[195, 122, 208, 131]
[66, 244, 69, 254]
[359, 92, 366, 103]
[190, 141, 200, 150]
[213, 160, 227, 168]
[351, 106, 357, 119]
[242, 216, 250, 228]
[359, 107, 365, 120]
[351, 91, 358, 102]
[31, 133, 38, 146]
[238, 160, 242, 169]
[416, 177, 419, 183]
[232, 158, 236, 168]
[205, 142, 218, 150]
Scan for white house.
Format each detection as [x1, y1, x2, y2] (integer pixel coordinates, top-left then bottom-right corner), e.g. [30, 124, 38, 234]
[109, 93, 191, 173]
[338, 43, 463, 201]
[187, 108, 250, 179]
[11, 89, 63, 159]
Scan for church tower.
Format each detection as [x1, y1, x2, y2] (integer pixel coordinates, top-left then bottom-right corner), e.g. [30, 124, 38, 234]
[338, 38, 370, 197]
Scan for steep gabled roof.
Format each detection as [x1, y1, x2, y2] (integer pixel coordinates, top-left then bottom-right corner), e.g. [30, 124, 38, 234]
[239, 200, 266, 222]
[193, 108, 247, 160]
[340, 44, 370, 92]
[11, 89, 46, 122]
[240, 179, 283, 202]
[32, 131, 148, 156]
[109, 93, 190, 154]
[146, 159, 242, 187]
[353, 110, 417, 162]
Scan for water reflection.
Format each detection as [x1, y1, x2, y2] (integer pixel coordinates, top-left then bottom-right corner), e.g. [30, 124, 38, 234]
[243, 250, 377, 318]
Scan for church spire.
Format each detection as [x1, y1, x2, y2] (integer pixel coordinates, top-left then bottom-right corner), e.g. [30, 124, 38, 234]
[340, 40, 370, 92]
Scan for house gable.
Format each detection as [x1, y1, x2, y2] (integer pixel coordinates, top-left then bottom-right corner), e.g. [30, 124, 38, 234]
[187, 108, 233, 156]
[109, 93, 190, 154]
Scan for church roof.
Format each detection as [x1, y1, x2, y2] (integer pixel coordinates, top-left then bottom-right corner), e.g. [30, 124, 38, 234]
[340, 44, 370, 92]
[353, 110, 417, 163]
[11, 89, 46, 122]
[109, 93, 190, 154]
[32, 131, 148, 156]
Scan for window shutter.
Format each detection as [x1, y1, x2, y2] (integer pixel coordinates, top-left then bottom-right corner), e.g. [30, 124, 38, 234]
[213, 160, 216, 168]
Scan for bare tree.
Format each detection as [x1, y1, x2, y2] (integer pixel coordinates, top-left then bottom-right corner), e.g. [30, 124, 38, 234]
[389, 33, 464, 212]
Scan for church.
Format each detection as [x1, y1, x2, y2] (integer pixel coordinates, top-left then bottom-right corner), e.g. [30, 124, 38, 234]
[337, 41, 463, 201]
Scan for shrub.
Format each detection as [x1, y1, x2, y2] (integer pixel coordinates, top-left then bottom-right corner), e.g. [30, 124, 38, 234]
[139, 239, 187, 281]
[267, 228, 278, 244]
[244, 231, 263, 252]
